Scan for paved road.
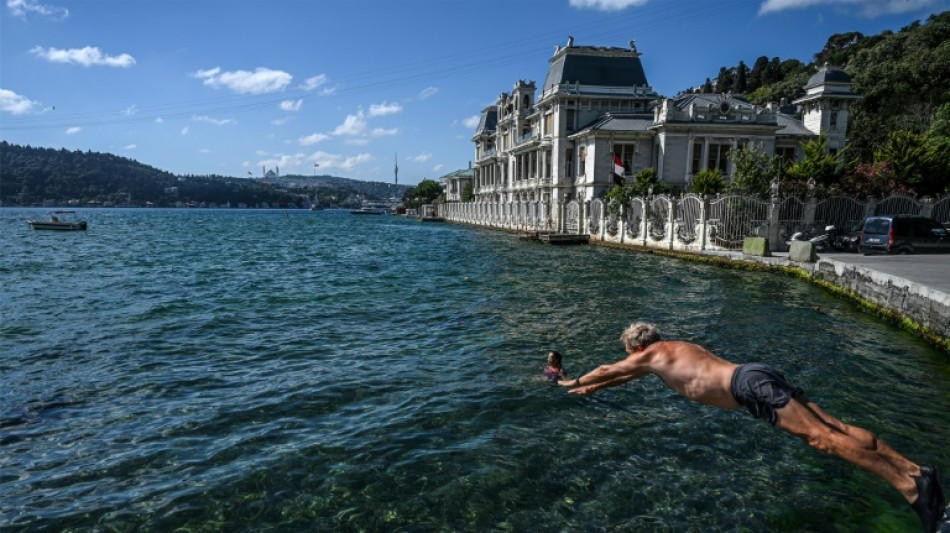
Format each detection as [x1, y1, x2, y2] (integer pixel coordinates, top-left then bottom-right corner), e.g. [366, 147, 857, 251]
[819, 251, 950, 295]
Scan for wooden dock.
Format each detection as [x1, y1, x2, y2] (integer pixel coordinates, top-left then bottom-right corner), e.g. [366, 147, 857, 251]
[538, 233, 589, 245]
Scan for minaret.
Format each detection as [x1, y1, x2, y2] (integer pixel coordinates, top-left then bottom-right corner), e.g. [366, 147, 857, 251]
[394, 154, 399, 186]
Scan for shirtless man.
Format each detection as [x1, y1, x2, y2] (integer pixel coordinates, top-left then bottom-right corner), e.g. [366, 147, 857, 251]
[560, 322, 946, 533]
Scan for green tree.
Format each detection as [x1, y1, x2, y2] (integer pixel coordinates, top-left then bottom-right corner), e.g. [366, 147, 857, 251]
[690, 169, 725, 195]
[630, 168, 669, 196]
[783, 136, 844, 187]
[460, 181, 473, 202]
[728, 144, 779, 196]
[874, 130, 949, 196]
[734, 61, 748, 93]
[603, 168, 669, 212]
[747, 56, 770, 92]
[714, 67, 734, 93]
[402, 179, 443, 210]
[930, 102, 950, 138]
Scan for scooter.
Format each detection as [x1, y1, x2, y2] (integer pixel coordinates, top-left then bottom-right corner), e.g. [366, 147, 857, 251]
[787, 225, 835, 251]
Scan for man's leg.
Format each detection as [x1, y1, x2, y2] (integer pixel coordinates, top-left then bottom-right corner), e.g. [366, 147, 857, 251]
[794, 394, 920, 479]
[773, 396, 917, 501]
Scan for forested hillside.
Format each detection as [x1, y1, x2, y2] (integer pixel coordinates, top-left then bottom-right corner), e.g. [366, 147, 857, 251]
[0, 142, 394, 208]
[692, 11, 950, 163]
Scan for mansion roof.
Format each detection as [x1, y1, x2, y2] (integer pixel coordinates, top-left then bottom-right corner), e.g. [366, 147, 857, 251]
[571, 113, 654, 137]
[474, 108, 498, 136]
[543, 43, 650, 94]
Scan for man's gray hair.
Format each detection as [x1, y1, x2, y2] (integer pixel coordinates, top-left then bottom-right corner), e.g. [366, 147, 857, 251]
[620, 322, 661, 350]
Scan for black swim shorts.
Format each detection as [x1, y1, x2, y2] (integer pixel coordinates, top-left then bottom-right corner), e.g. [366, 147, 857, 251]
[730, 363, 803, 425]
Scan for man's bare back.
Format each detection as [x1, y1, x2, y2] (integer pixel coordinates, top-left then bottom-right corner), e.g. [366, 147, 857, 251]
[560, 340, 741, 409]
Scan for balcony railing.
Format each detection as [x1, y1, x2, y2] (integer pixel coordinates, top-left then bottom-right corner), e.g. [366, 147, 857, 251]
[516, 131, 537, 145]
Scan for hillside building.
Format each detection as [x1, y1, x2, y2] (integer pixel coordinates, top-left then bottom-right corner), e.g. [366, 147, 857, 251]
[440, 166, 474, 202]
[469, 39, 859, 205]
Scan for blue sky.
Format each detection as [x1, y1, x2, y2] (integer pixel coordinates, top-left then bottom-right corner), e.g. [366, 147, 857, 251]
[1, 0, 946, 185]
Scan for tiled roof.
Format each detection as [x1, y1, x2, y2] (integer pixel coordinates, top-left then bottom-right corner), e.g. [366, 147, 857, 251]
[670, 93, 753, 109]
[543, 47, 649, 93]
[440, 168, 474, 180]
[805, 64, 852, 88]
[775, 114, 813, 136]
[475, 108, 497, 134]
[573, 113, 654, 134]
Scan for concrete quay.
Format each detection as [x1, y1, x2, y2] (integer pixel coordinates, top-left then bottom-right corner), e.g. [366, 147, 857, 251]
[666, 247, 950, 353]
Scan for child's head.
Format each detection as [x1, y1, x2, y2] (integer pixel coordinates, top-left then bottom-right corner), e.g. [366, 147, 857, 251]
[547, 350, 563, 368]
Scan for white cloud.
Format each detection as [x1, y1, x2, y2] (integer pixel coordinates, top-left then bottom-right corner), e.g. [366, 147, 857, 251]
[569, 0, 648, 11]
[181, 126, 189, 135]
[280, 99, 303, 111]
[369, 101, 402, 116]
[65, 126, 80, 134]
[309, 151, 373, 172]
[30, 46, 135, 67]
[193, 115, 236, 126]
[258, 152, 307, 171]
[123, 104, 138, 116]
[332, 108, 399, 141]
[299, 133, 329, 145]
[155, 117, 164, 124]
[254, 151, 372, 174]
[300, 74, 328, 91]
[192, 67, 292, 94]
[124, 144, 137, 150]
[320, 87, 337, 96]
[433, 164, 444, 172]
[345, 138, 370, 146]
[411, 152, 432, 163]
[462, 115, 481, 129]
[333, 112, 368, 136]
[418, 87, 439, 100]
[199, 148, 211, 153]
[0, 88, 39, 114]
[7, 0, 68, 19]
[271, 117, 292, 126]
[757, 0, 939, 16]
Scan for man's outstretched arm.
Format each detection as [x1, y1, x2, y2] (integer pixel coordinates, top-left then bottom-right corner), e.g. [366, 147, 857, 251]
[563, 375, 637, 395]
[558, 358, 649, 394]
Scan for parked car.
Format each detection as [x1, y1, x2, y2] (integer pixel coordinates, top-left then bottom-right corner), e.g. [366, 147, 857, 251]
[860, 214, 950, 254]
[835, 219, 864, 252]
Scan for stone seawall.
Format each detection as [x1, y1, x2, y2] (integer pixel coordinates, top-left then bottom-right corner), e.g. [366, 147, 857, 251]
[811, 258, 950, 345]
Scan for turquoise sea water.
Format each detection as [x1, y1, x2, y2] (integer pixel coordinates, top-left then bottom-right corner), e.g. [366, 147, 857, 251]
[1, 208, 948, 532]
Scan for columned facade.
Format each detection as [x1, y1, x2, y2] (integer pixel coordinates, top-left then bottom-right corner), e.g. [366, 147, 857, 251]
[463, 38, 859, 230]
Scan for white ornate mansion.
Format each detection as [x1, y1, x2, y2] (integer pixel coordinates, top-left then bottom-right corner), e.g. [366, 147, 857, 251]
[442, 37, 859, 209]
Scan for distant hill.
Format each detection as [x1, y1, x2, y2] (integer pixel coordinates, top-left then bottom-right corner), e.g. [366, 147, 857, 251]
[250, 174, 408, 201]
[0, 141, 406, 208]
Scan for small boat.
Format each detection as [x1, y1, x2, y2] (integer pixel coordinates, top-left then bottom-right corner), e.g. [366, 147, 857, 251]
[27, 211, 88, 231]
[349, 202, 390, 215]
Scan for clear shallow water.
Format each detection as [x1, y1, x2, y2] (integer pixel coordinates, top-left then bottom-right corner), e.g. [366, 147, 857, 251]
[1, 208, 948, 532]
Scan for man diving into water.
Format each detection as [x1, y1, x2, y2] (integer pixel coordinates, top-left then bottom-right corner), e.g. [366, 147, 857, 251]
[560, 322, 947, 533]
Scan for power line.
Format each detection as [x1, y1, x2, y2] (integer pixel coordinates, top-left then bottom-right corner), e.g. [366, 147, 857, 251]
[1, 1, 751, 132]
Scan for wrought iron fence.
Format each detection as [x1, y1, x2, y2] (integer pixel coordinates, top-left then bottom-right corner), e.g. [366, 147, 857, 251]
[675, 194, 702, 245]
[708, 195, 769, 250]
[435, 193, 950, 250]
[626, 198, 644, 240]
[589, 199, 603, 235]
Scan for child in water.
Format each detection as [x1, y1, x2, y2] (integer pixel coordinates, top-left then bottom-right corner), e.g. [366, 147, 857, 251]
[543, 350, 567, 381]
